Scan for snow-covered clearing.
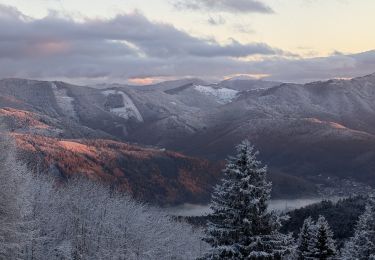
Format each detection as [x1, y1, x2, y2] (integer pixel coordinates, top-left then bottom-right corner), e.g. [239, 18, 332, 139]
[51, 83, 78, 120]
[102, 90, 143, 122]
[194, 85, 239, 104]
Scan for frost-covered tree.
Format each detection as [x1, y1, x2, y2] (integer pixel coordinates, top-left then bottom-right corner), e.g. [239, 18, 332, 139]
[0, 128, 208, 259]
[28, 176, 207, 260]
[296, 217, 315, 260]
[341, 196, 375, 260]
[202, 140, 293, 259]
[0, 133, 21, 259]
[0, 131, 32, 260]
[310, 216, 336, 260]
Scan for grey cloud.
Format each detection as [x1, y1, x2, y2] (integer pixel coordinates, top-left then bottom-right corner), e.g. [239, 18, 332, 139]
[207, 16, 226, 26]
[189, 40, 284, 57]
[0, 5, 374, 84]
[249, 51, 375, 83]
[0, 4, 28, 20]
[3, 47, 374, 85]
[173, 0, 273, 14]
[0, 7, 280, 59]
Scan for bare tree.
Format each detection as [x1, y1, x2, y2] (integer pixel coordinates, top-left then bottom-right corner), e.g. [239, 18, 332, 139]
[0, 128, 207, 259]
[29, 177, 207, 259]
[0, 130, 33, 259]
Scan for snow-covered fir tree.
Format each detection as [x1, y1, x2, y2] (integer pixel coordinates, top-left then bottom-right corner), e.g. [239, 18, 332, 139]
[296, 217, 315, 260]
[341, 196, 375, 260]
[202, 140, 293, 259]
[310, 216, 336, 260]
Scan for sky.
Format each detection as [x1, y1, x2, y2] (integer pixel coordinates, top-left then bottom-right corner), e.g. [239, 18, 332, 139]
[0, 0, 374, 85]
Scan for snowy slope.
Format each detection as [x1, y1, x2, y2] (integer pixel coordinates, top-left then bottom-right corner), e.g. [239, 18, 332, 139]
[102, 90, 143, 122]
[51, 82, 78, 120]
[2, 74, 375, 199]
[194, 85, 239, 104]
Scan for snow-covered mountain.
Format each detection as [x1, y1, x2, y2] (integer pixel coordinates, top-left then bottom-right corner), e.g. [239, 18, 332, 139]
[1, 73, 375, 201]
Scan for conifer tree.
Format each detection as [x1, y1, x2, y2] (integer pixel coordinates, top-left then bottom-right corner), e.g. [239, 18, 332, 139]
[310, 216, 336, 260]
[202, 140, 293, 259]
[341, 196, 375, 260]
[296, 217, 315, 260]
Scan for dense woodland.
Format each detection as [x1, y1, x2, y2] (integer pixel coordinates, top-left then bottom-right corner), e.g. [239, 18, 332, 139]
[282, 196, 367, 245]
[0, 132, 206, 259]
[183, 197, 368, 246]
[1, 131, 375, 259]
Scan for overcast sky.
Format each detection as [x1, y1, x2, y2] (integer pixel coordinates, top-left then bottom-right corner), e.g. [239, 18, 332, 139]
[0, 0, 374, 85]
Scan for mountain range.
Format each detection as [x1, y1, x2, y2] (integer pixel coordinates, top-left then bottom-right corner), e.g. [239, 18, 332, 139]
[1, 73, 375, 204]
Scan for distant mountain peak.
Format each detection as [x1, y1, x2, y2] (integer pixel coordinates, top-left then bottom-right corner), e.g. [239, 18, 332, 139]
[223, 75, 259, 82]
[364, 72, 375, 78]
[349, 72, 375, 84]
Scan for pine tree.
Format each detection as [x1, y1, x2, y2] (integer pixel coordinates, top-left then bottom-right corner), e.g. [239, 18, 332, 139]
[341, 196, 375, 260]
[296, 217, 315, 260]
[202, 140, 293, 259]
[310, 216, 336, 260]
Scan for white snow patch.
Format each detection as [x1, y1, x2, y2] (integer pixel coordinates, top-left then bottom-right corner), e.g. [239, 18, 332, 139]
[102, 90, 143, 122]
[51, 83, 78, 120]
[194, 85, 239, 104]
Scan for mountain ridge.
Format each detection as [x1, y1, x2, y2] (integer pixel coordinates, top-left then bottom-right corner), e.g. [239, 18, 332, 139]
[1, 73, 375, 203]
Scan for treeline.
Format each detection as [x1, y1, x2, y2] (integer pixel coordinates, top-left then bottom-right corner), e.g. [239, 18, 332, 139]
[0, 133, 206, 259]
[282, 196, 367, 245]
[198, 140, 375, 259]
[2, 130, 375, 259]
[182, 196, 368, 248]
[293, 197, 375, 259]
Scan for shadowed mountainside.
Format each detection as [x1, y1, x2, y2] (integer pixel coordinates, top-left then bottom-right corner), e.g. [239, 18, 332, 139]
[1, 74, 375, 203]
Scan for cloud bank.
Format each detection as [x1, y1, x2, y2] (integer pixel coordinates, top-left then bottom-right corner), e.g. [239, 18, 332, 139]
[0, 4, 374, 84]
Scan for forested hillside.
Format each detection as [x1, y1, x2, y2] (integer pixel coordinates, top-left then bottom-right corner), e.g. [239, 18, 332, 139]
[281, 197, 368, 245]
[2, 74, 375, 201]
[0, 131, 207, 259]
